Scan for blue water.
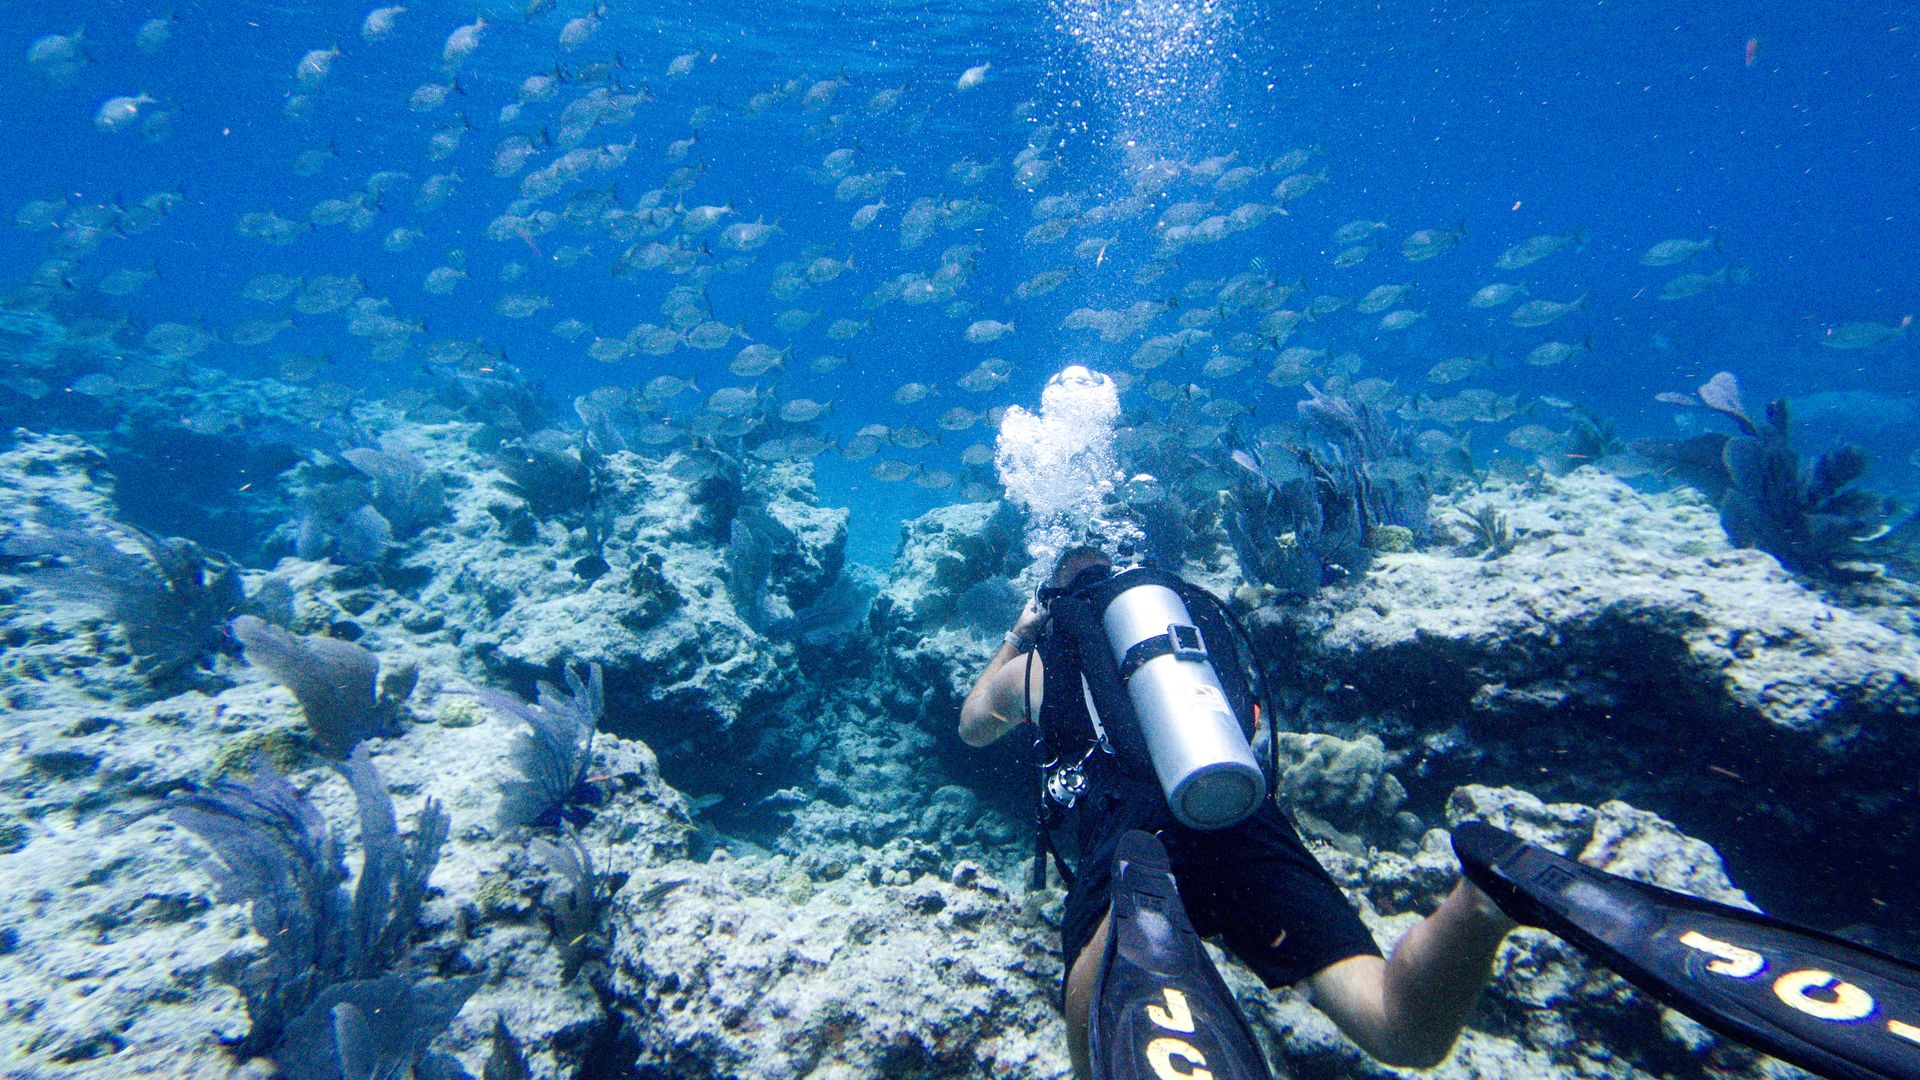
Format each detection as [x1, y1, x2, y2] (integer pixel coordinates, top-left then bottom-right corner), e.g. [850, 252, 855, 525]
[2, 0, 1916, 564]
[6, 3, 1920, 1075]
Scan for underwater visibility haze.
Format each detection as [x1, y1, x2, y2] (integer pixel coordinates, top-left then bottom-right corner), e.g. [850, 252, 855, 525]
[1, 0, 1917, 1076]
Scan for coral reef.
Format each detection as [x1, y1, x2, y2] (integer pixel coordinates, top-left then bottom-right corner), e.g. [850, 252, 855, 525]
[1641, 371, 1896, 579]
[606, 857, 1065, 1079]
[396, 429, 844, 769]
[1252, 467, 1920, 929]
[1, 387, 1914, 1080]
[868, 499, 1028, 707]
[1270, 731, 1416, 847]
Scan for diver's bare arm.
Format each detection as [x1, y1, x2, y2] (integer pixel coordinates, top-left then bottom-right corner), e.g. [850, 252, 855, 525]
[1305, 878, 1516, 1069]
[959, 642, 1027, 746]
[958, 598, 1047, 746]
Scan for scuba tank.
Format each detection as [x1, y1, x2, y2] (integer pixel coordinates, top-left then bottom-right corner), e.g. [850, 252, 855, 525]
[1045, 564, 1268, 830]
[1103, 577, 1267, 829]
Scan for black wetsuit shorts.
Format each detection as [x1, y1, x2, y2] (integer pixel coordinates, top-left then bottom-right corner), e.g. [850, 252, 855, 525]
[1059, 778, 1382, 997]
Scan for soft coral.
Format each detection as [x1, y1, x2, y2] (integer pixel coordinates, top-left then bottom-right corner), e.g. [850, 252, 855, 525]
[1642, 372, 1893, 579]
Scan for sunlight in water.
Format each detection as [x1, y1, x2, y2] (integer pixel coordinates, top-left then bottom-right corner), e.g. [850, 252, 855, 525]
[1051, 0, 1239, 145]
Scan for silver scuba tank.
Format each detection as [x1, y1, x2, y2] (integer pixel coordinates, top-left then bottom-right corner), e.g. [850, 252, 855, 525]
[1100, 581, 1267, 829]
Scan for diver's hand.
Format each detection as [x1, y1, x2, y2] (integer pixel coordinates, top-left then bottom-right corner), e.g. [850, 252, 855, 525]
[1010, 597, 1047, 643]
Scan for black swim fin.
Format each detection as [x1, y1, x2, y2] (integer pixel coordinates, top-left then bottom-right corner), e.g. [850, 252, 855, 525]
[1089, 830, 1272, 1080]
[1454, 821, 1920, 1080]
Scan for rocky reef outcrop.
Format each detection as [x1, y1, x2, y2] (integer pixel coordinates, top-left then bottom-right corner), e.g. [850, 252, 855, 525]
[399, 423, 847, 752]
[3, 411, 1914, 1080]
[607, 857, 1063, 1079]
[1250, 468, 1920, 932]
[867, 498, 1029, 712]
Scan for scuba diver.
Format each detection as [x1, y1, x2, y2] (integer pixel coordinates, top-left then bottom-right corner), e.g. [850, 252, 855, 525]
[960, 542, 1518, 1078]
[961, 539, 1920, 1080]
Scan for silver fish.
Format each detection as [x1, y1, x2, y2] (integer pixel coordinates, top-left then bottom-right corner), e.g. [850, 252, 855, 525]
[1495, 232, 1583, 270]
[1355, 284, 1413, 315]
[1508, 295, 1585, 328]
[1640, 235, 1719, 267]
[1820, 318, 1911, 350]
[1400, 220, 1466, 261]
[1524, 339, 1590, 366]
[1469, 283, 1527, 309]
[779, 398, 832, 423]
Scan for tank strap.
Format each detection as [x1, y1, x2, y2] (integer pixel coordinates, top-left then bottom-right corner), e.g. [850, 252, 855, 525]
[1116, 624, 1207, 682]
[1028, 647, 1079, 892]
[1080, 675, 1113, 754]
[1174, 587, 1257, 702]
[1050, 593, 1155, 775]
[1023, 646, 1037, 729]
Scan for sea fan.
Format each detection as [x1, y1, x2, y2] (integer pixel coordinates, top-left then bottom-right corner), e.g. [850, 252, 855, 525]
[164, 748, 473, 1072]
[1221, 386, 1430, 596]
[529, 824, 628, 982]
[231, 615, 391, 756]
[340, 442, 447, 534]
[3, 514, 245, 680]
[1644, 372, 1891, 579]
[573, 385, 656, 456]
[477, 663, 604, 829]
[497, 429, 594, 518]
[725, 504, 780, 631]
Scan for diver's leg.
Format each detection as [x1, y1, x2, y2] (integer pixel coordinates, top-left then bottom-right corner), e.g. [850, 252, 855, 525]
[1064, 911, 1111, 1080]
[1305, 879, 1515, 1068]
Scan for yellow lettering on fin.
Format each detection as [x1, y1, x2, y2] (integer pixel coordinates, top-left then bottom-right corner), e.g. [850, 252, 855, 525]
[1885, 1019, 1920, 1045]
[1145, 1036, 1211, 1080]
[1146, 988, 1195, 1034]
[1775, 970, 1875, 1022]
[1678, 929, 1765, 979]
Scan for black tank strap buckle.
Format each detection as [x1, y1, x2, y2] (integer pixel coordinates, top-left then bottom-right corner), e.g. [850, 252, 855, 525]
[1118, 622, 1208, 682]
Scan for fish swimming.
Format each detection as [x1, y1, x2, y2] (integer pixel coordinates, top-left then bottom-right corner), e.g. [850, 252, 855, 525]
[362, 6, 406, 40]
[1508, 295, 1586, 328]
[296, 46, 341, 87]
[1495, 232, 1584, 270]
[442, 17, 485, 64]
[1820, 317, 1911, 350]
[1401, 220, 1466, 261]
[1640, 235, 1720, 266]
[94, 94, 156, 133]
[964, 319, 1014, 344]
[1469, 283, 1527, 308]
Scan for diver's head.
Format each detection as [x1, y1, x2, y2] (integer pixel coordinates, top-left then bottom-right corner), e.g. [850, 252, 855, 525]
[1049, 543, 1113, 590]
